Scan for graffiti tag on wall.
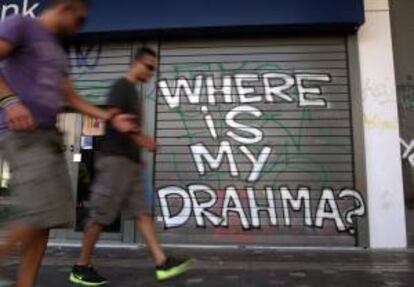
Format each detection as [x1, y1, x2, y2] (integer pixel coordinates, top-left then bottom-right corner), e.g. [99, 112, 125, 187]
[156, 72, 366, 235]
[401, 138, 414, 167]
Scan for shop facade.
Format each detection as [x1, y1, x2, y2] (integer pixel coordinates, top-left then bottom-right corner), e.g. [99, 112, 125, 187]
[390, 0, 414, 247]
[0, 0, 407, 249]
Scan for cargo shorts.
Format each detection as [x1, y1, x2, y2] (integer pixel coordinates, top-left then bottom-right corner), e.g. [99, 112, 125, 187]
[89, 155, 153, 226]
[1, 129, 75, 229]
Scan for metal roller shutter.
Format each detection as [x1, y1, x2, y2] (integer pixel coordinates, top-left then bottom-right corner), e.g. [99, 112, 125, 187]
[69, 42, 135, 105]
[154, 37, 358, 247]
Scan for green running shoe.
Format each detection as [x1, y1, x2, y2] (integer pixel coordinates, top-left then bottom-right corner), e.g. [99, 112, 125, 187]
[155, 257, 193, 281]
[69, 265, 107, 286]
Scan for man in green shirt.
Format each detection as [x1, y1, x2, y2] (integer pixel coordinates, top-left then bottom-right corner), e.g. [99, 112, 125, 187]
[70, 47, 192, 286]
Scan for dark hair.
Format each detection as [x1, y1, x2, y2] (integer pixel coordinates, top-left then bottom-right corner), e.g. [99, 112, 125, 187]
[134, 47, 157, 61]
[45, 0, 92, 10]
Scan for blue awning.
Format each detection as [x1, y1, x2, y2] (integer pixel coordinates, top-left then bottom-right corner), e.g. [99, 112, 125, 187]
[0, 0, 365, 35]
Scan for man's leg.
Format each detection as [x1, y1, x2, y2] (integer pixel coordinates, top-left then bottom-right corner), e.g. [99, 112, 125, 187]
[70, 156, 126, 286]
[0, 225, 42, 286]
[0, 225, 48, 262]
[2, 131, 75, 286]
[16, 228, 49, 287]
[0, 226, 26, 262]
[135, 213, 192, 281]
[69, 222, 107, 286]
[135, 214, 166, 266]
[77, 222, 104, 266]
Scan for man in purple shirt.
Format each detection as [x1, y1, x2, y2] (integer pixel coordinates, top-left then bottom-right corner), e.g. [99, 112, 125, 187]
[0, 1, 136, 286]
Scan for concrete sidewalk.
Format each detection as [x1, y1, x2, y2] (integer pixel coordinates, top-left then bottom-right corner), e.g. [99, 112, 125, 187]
[3, 247, 414, 286]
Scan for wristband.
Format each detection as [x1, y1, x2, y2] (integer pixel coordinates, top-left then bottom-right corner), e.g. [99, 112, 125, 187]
[0, 94, 18, 109]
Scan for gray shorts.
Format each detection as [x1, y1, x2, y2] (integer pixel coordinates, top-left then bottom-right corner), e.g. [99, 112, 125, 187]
[89, 155, 153, 226]
[1, 129, 74, 229]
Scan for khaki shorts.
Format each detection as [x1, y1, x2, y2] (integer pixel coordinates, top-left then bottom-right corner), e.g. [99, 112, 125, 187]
[89, 155, 153, 226]
[1, 129, 74, 229]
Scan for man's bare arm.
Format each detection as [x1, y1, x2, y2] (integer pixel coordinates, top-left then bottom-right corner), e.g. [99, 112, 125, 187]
[0, 39, 36, 131]
[64, 78, 138, 133]
[0, 39, 13, 60]
[64, 78, 112, 120]
[0, 39, 17, 98]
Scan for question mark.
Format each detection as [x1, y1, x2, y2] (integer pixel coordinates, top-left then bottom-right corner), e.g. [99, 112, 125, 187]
[338, 189, 366, 235]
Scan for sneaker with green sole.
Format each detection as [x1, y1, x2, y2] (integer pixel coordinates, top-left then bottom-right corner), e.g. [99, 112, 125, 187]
[69, 265, 107, 286]
[155, 257, 193, 281]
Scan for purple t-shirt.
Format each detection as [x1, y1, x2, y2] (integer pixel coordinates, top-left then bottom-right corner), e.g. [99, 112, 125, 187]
[0, 15, 68, 133]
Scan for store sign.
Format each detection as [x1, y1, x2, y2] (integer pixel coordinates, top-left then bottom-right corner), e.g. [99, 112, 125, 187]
[0, 0, 365, 33]
[0, 0, 40, 20]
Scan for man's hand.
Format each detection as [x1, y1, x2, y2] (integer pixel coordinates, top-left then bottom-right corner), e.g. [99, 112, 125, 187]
[141, 137, 158, 152]
[110, 113, 139, 134]
[132, 133, 158, 152]
[5, 102, 36, 131]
